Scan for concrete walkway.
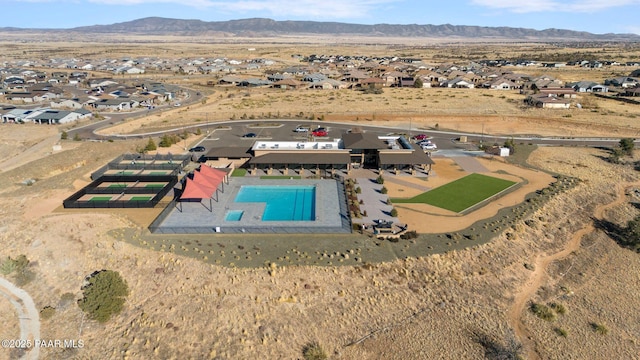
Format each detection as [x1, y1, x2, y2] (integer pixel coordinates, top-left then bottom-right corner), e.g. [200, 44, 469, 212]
[384, 176, 431, 192]
[0, 277, 40, 360]
[355, 177, 398, 226]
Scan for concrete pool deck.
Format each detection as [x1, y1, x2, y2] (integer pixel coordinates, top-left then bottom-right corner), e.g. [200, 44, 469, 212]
[154, 177, 351, 234]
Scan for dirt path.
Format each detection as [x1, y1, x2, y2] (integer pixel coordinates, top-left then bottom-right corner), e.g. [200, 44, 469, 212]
[508, 181, 640, 360]
[0, 277, 40, 360]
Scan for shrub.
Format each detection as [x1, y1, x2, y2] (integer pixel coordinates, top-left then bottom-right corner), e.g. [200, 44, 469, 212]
[380, 187, 388, 194]
[40, 306, 56, 320]
[1, 255, 33, 285]
[530, 303, 555, 321]
[549, 302, 567, 315]
[73, 133, 81, 141]
[390, 208, 398, 217]
[591, 323, 608, 335]
[78, 270, 129, 323]
[376, 175, 384, 184]
[355, 187, 361, 194]
[400, 230, 418, 240]
[144, 138, 157, 152]
[60, 131, 68, 140]
[302, 341, 327, 360]
[554, 328, 568, 337]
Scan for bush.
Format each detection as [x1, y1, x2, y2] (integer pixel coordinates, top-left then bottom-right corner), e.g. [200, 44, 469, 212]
[60, 131, 68, 140]
[549, 302, 567, 315]
[78, 270, 129, 323]
[530, 303, 555, 321]
[591, 323, 608, 335]
[40, 306, 56, 320]
[554, 328, 568, 337]
[380, 186, 388, 194]
[400, 230, 418, 240]
[302, 341, 327, 360]
[144, 138, 157, 152]
[1, 255, 34, 285]
[376, 175, 385, 184]
[390, 208, 398, 217]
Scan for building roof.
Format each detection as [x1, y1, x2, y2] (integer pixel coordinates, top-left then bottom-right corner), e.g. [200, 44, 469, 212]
[204, 147, 252, 159]
[342, 132, 387, 150]
[378, 145, 435, 166]
[249, 152, 350, 165]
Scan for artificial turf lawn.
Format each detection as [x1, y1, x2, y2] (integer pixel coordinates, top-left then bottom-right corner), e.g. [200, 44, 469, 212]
[231, 169, 247, 177]
[391, 173, 516, 212]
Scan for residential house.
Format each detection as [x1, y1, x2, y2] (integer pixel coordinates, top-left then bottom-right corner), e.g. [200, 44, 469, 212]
[525, 95, 571, 109]
[569, 81, 609, 93]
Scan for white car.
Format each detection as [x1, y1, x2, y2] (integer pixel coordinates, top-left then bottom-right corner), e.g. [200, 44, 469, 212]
[421, 142, 437, 150]
[294, 126, 309, 132]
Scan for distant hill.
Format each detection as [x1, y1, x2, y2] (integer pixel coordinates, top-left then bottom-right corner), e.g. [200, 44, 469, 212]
[3, 17, 640, 41]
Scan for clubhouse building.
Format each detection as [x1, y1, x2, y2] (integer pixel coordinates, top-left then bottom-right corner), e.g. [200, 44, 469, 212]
[203, 132, 434, 176]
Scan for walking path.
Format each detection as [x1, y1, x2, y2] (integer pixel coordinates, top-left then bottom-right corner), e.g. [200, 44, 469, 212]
[507, 181, 640, 360]
[383, 176, 431, 192]
[0, 277, 40, 360]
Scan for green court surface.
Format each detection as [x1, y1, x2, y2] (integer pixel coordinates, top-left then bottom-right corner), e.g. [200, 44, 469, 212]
[150, 171, 168, 175]
[129, 196, 152, 201]
[89, 196, 112, 202]
[392, 173, 516, 213]
[145, 183, 166, 188]
[116, 171, 134, 175]
[108, 184, 128, 188]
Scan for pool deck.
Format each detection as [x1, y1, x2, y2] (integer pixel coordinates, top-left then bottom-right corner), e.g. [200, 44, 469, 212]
[155, 177, 351, 234]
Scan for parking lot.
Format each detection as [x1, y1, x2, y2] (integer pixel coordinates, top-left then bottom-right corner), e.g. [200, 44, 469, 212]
[196, 120, 458, 151]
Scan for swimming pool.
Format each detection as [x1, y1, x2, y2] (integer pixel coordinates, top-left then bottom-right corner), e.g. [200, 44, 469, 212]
[234, 185, 316, 221]
[225, 210, 244, 221]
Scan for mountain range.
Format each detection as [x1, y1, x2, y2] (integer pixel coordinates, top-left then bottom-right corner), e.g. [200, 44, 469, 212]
[3, 17, 640, 41]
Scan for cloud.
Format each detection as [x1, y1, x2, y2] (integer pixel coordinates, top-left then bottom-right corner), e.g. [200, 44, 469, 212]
[82, 0, 401, 19]
[470, 0, 640, 13]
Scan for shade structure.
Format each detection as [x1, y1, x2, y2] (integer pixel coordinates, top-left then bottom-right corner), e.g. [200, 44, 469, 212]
[180, 177, 215, 200]
[199, 164, 228, 183]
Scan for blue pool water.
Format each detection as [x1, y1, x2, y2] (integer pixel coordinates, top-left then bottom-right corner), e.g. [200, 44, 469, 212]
[235, 186, 316, 221]
[225, 210, 244, 221]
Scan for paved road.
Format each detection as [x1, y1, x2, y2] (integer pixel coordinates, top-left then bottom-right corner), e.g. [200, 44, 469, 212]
[0, 277, 40, 360]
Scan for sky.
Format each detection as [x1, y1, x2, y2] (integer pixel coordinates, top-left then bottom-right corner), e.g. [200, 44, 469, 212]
[3, 0, 640, 35]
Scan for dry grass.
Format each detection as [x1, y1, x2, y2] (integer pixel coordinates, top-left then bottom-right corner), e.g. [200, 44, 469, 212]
[1, 40, 640, 359]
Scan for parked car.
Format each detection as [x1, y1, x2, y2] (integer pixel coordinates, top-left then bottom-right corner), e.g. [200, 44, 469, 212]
[174, 103, 181, 107]
[189, 146, 206, 152]
[413, 134, 429, 141]
[242, 133, 257, 138]
[294, 126, 309, 132]
[421, 142, 437, 150]
[312, 130, 328, 137]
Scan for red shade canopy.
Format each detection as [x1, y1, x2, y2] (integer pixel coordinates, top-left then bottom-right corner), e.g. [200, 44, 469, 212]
[180, 177, 215, 200]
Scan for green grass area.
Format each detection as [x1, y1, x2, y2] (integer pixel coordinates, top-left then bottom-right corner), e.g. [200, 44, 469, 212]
[89, 196, 112, 202]
[391, 173, 516, 212]
[145, 183, 166, 188]
[129, 196, 152, 201]
[108, 184, 128, 188]
[231, 169, 247, 177]
[260, 175, 302, 179]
